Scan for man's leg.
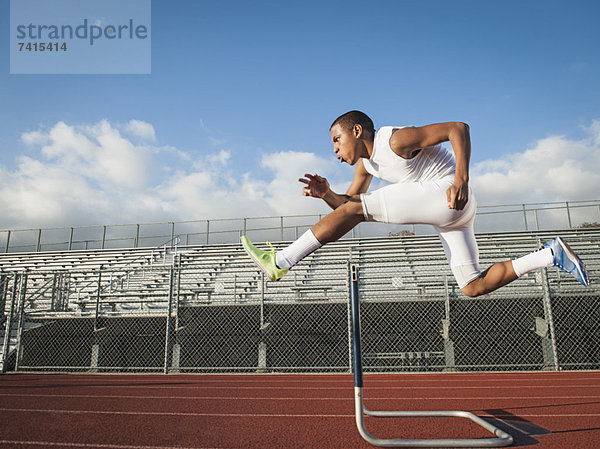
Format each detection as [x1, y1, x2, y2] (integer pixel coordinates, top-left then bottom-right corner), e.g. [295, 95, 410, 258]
[311, 196, 365, 244]
[452, 235, 587, 297]
[245, 178, 462, 278]
[241, 196, 365, 280]
[461, 261, 519, 297]
[437, 216, 558, 297]
[275, 197, 364, 269]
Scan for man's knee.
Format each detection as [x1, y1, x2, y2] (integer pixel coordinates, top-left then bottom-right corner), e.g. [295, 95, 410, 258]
[341, 196, 365, 218]
[461, 277, 484, 297]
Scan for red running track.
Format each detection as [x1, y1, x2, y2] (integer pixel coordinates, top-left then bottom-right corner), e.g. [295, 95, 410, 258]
[0, 371, 599, 448]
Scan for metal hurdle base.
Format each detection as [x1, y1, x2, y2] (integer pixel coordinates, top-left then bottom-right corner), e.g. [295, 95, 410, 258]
[348, 263, 513, 448]
[354, 387, 513, 447]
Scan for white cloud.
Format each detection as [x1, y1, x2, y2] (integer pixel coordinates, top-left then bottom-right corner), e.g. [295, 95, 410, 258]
[0, 120, 162, 228]
[584, 119, 600, 146]
[21, 129, 49, 147]
[33, 120, 155, 191]
[471, 124, 600, 205]
[124, 119, 156, 142]
[0, 120, 338, 229]
[207, 149, 231, 166]
[1, 155, 110, 226]
[3, 118, 598, 232]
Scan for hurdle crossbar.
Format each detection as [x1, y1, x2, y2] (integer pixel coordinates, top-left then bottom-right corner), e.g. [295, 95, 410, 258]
[348, 263, 513, 448]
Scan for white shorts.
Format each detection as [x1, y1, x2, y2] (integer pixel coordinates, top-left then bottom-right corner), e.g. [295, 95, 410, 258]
[360, 175, 481, 289]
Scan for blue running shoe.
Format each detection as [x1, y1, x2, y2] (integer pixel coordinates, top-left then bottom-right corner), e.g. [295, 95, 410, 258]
[543, 237, 589, 286]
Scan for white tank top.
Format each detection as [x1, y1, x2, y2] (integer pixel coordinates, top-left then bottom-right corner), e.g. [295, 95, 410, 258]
[362, 126, 456, 183]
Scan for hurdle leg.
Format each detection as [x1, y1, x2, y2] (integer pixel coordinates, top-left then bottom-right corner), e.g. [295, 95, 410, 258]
[348, 263, 513, 448]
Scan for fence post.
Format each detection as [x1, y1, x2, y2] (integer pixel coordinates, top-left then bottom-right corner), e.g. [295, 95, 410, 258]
[539, 255, 560, 371]
[94, 267, 102, 332]
[258, 272, 267, 371]
[101, 226, 107, 249]
[90, 267, 103, 372]
[170, 222, 175, 248]
[36, 229, 42, 252]
[50, 274, 58, 312]
[233, 274, 237, 302]
[566, 202, 572, 228]
[280, 216, 284, 241]
[4, 230, 10, 253]
[135, 224, 140, 248]
[1, 274, 19, 373]
[164, 266, 175, 374]
[206, 220, 210, 245]
[522, 204, 528, 231]
[0, 274, 7, 317]
[171, 257, 182, 372]
[14, 272, 28, 371]
[442, 275, 456, 371]
[68, 228, 74, 251]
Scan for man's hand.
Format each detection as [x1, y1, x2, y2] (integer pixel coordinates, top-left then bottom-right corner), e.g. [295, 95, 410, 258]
[299, 173, 329, 198]
[446, 181, 469, 210]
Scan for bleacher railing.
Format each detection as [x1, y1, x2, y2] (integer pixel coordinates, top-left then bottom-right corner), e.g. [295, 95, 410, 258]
[1, 199, 600, 253]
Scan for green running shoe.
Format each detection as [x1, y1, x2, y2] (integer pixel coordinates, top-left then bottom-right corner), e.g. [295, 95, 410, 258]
[241, 236, 289, 281]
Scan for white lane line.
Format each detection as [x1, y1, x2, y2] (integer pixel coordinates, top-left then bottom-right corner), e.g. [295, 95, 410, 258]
[0, 408, 352, 418]
[1, 393, 600, 401]
[1, 408, 600, 419]
[3, 384, 598, 391]
[0, 440, 224, 449]
[4, 376, 598, 387]
[118, 376, 600, 383]
[6, 373, 596, 379]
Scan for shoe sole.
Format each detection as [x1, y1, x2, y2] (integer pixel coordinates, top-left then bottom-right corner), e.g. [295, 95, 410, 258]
[241, 237, 277, 282]
[556, 237, 589, 286]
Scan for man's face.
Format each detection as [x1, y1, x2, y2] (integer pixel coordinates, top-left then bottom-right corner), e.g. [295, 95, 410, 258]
[330, 124, 359, 165]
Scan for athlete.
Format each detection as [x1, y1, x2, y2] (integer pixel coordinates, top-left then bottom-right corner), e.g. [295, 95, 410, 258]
[241, 110, 589, 295]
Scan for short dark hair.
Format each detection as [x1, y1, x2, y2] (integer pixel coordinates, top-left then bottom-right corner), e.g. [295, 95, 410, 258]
[330, 110, 375, 136]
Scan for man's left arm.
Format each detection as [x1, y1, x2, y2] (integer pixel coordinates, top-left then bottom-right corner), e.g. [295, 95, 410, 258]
[446, 122, 471, 210]
[388, 122, 471, 210]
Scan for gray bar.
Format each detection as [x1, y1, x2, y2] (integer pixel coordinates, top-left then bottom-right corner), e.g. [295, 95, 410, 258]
[4, 230, 10, 253]
[68, 228, 74, 251]
[164, 267, 175, 374]
[1, 275, 19, 373]
[14, 273, 28, 371]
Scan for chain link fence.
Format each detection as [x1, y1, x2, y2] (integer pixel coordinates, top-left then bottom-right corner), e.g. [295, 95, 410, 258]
[1, 234, 598, 374]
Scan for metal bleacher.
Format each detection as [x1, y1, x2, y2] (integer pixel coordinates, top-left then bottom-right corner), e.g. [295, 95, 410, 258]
[1, 227, 597, 314]
[0, 226, 598, 373]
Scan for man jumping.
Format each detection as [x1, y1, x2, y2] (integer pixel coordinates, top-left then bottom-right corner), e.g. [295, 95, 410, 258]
[241, 110, 589, 296]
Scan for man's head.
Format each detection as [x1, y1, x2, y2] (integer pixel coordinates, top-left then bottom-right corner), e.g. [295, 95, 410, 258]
[330, 110, 375, 137]
[329, 110, 374, 165]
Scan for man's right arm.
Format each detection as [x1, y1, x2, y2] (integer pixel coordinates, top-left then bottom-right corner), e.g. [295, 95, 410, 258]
[320, 159, 373, 210]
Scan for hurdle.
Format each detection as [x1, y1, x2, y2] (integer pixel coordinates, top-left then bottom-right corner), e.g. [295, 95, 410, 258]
[348, 263, 513, 447]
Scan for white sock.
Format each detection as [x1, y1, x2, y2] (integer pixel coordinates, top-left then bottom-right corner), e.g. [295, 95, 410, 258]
[276, 229, 322, 269]
[511, 247, 554, 278]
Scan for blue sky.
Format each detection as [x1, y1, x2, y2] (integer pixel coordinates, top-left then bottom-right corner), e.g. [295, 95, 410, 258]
[1, 0, 599, 229]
